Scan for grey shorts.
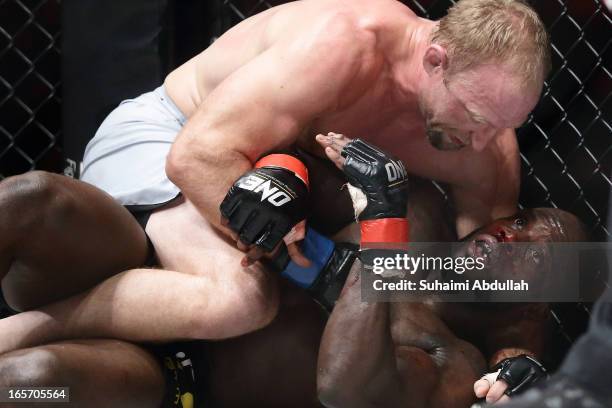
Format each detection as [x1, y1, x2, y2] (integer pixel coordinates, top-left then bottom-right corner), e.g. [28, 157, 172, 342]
[81, 85, 187, 208]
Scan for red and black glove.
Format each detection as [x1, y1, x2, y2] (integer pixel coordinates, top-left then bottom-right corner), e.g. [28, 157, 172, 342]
[220, 154, 309, 252]
[340, 139, 410, 244]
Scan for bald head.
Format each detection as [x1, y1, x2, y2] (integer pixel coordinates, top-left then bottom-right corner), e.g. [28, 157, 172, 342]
[461, 207, 588, 244]
[529, 208, 588, 243]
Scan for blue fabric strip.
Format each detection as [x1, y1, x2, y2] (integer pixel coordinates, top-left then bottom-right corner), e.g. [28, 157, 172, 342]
[281, 228, 335, 288]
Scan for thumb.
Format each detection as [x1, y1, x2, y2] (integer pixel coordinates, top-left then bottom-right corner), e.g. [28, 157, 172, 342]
[474, 379, 491, 398]
[283, 220, 307, 246]
[287, 242, 312, 268]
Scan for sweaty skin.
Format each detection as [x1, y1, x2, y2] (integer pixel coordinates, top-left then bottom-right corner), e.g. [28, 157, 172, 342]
[165, 0, 533, 240]
[0, 0, 539, 362]
[0, 162, 450, 408]
[317, 201, 586, 406]
[317, 139, 585, 408]
[0, 160, 455, 408]
[0, 283, 327, 408]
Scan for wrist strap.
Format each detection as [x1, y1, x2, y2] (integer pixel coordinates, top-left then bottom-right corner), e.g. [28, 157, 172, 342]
[360, 218, 409, 244]
[281, 228, 335, 289]
[255, 154, 309, 187]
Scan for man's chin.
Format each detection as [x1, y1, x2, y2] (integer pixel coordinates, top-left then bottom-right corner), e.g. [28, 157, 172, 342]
[426, 132, 465, 151]
[432, 142, 465, 152]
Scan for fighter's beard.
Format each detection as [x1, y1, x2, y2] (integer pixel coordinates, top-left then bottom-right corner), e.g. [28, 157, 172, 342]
[425, 126, 464, 151]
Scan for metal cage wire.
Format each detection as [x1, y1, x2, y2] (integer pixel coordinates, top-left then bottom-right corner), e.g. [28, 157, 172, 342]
[0, 0, 610, 356]
[217, 0, 612, 242]
[213, 0, 611, 357]
[0, 0, 62, 180]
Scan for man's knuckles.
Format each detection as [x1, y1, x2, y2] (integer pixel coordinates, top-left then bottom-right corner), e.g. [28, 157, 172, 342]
[486, 380, 509, 403]
[474, 379, 490, 398]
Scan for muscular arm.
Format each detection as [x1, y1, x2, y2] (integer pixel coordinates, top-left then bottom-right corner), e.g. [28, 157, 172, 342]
[317, 264, 405, 408]
[166, 18, 373, 232]
[484, 303, 549, 367]
[318, 265, 485, 408]
[453, 128, 519, 237]
[473, 304, 549, 403]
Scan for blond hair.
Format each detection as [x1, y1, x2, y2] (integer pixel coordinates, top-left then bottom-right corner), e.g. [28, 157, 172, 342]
[432, 0, 551, 87]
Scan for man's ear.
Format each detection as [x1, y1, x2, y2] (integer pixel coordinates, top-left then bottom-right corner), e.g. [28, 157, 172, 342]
[423, 44, 448, 76]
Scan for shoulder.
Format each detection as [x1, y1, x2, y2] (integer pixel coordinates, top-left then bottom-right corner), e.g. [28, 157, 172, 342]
[271, 11, 383, 106]
[450, 130, 519, 211]
[284, 11, 379, 64]
[463, 129, 520, 215]
[489, 129, 520, 191]
[460, 129, 520, 190]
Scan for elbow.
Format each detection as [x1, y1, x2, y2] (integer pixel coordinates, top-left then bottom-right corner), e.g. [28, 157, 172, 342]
[165, 143, 190, 187]
[317, 386, 340, 408]
[166, 141, 250, 188]
[317, 369, 355, 408]
[165, 140, 206, 189]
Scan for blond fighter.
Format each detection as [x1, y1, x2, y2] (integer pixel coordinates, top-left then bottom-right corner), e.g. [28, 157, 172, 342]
[0, 0, 549, 352]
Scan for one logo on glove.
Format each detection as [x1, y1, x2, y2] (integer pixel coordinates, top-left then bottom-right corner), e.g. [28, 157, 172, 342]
[237, 174, 292, 207]
[385, 160, 407, 183]
[340, 138, 409, 221]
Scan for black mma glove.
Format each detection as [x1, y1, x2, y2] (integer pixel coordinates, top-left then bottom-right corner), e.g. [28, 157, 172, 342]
[495, 354, 549, 396]
[220, 154, 309, 252]
[340, 138, 409, 244]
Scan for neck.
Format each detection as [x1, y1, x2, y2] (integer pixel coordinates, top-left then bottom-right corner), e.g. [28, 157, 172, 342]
[386, 19, 436, 110]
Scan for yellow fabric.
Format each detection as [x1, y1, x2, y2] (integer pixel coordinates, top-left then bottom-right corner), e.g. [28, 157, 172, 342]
[180, 392, 194, 408]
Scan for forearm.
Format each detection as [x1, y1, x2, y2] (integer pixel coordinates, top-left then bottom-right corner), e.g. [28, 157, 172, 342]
[0, 268, 246, 355]
[484, 304, 549, 367]
[486, 334, 545, 369]
[318, 263, 398, 407]
[166, 125, 252, 231]
[489, 347, 538, 367]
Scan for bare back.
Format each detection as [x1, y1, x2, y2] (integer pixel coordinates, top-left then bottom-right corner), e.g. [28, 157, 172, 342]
[165, 0, 414, 117]
[165, 0, 520, 235]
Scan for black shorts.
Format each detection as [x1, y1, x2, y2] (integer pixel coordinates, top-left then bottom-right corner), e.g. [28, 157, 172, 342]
[0, 292, 14, 318]
[125, 196, 180, 267]
[148, 341, 213, 408]
[125, 206, 157, 266]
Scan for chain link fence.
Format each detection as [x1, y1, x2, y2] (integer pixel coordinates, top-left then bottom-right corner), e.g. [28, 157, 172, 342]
[216, 0, 612, 242]
[520, 1, 611, 242]
[0, 0, 611, 363]
[0, 0, 62, 180]
[0, 0, 61, 318]
[215, 0, 612, 366]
